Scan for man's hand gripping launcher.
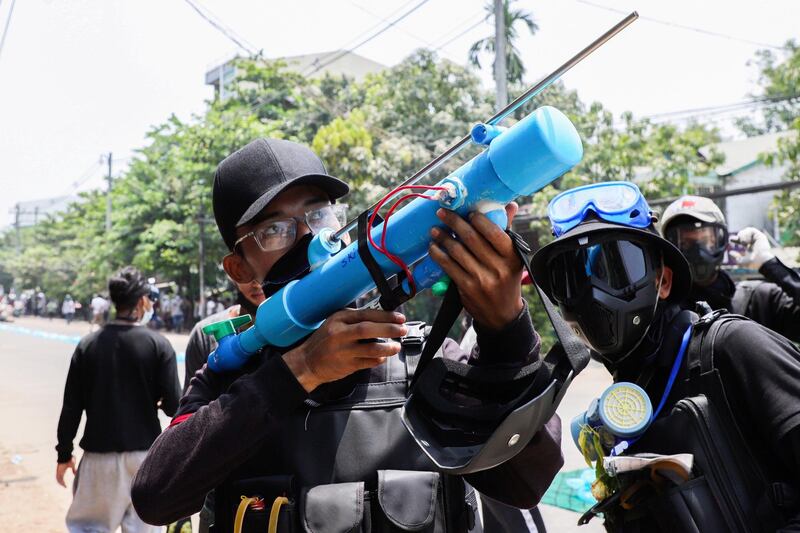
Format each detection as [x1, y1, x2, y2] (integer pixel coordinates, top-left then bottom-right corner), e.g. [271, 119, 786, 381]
[203, 13, 639, 372]
[205, 107, 582, 371]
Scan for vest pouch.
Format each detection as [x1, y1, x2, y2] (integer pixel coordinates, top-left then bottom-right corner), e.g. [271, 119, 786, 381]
[302, 481, 366, 533]
[646, 475, 729, 532]
[601, 476, 727, 533]
[602, 394, 774, 533]
[374, 470, 443, 532]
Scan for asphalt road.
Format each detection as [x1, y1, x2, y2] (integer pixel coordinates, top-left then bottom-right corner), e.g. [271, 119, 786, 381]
[0, 316, 608, 532]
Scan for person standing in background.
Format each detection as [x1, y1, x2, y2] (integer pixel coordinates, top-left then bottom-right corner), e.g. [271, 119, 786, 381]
[62, 295, 76, 325]
[205, 297, 216, 319]
[90, 294, 108, 331]
[171, 294, 185, 334]
[56, 266, 181, 533]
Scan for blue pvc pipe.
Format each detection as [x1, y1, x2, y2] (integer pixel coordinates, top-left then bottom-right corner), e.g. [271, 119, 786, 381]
[209, 106, 583, 368]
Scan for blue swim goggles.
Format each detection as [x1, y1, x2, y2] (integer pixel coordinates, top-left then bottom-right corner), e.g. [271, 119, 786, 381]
[548, 181, 653, 237]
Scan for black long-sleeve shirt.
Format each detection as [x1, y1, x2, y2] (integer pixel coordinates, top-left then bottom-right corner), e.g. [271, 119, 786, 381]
[686, 257, 800, 341]
[131, 303, 565, 526]
[56, 322, 181, 463]
[740, 257, 800, 341]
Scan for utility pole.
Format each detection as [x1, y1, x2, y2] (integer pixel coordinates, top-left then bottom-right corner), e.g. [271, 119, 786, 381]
[13, 203, 20, 251]
[105, 152, 113, 232]
[494, 0, 508, 108]
[198, 213, 206, 319]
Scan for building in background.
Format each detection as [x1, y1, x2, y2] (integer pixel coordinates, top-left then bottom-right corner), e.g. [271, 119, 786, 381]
[697, 130, 796, 237]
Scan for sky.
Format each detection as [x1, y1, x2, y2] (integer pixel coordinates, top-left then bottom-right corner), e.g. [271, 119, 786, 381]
[0, 0, 798, 228]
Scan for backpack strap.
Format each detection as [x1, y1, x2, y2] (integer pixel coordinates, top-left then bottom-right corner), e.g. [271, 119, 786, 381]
[400, 321, 428, 390]
[685, 309, 746, 395]
[409, 280, 462, 389]
[409, 229, 590, 388]
[506, 229, 590, 375]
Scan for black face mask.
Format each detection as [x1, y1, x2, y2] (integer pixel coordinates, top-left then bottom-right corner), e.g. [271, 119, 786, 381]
[547, 236, 662, 365]
[683, 244, 722, 286]
[235, 291, 259, 317]
[261, 233, 313, 299]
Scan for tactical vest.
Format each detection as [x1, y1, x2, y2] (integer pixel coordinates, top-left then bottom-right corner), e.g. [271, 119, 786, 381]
[211, 324, 482, 533]
[581, 312, 799, 533]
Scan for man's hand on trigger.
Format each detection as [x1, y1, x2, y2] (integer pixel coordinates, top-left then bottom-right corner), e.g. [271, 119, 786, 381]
[282, 309, 408, 393]
[428, 202, 524, 331]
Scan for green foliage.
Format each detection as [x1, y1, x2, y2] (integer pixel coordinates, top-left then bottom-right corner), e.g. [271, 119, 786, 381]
[737, 40, 800, 135]
[1, 49, 723, 345]
[742, 41, 800, 245]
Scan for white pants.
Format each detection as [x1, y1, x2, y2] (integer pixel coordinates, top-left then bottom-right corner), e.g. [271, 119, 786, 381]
[66, 451, 161, 533]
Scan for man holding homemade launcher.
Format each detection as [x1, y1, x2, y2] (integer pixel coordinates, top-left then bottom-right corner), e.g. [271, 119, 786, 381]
[132, 106, 584, 532]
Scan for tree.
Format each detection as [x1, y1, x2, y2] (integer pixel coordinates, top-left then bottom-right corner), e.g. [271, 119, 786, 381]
[468, 0, 538, 84]
[0, 50, 723, 339]
[737, 40, 800, 135]
[738, 41, 800, 245]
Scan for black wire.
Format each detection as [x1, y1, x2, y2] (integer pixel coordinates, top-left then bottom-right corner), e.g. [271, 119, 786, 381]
[433, 17, 486, 52]
[576, 0, 784, 50]
[182, 0, 257, 56]
[347, 1, 463, 62]
[644, 94, 800, 120]
[306, 0, 432, 76]
[308, 0, 422, 76]
[0, 0, 17, 63]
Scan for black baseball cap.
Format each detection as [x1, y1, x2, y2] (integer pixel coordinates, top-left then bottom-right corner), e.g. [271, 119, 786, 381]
[213, 138, 349, 250]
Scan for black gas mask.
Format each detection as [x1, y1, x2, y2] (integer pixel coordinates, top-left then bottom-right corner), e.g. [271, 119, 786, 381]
[682, 244, 722, 286]
[260, 233, 313, 299]
[544, 233, 663, 365]
[664, 221, 727, 287]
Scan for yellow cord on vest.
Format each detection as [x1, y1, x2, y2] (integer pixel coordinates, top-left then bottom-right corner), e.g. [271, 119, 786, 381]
[233, 495, 289, 533]
[234, 496, 258, 533]
[268, 496, 289, 533]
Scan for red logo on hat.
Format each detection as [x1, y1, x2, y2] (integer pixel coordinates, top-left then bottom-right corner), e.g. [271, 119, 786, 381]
[681, 200, 695, 208]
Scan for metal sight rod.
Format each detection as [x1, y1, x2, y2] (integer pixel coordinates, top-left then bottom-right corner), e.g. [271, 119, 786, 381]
[331, 11, 639, 242]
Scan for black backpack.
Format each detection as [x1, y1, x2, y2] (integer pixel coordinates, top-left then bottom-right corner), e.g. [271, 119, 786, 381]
[581, 311, 798, 532]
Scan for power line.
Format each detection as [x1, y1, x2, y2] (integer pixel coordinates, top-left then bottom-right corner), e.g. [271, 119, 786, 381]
[60, 161, 102, 196]
[576, 0, 784, 50]
[307, 0, 432, 76]
[0, 0, 17, 63]
[651, 98, 800, 126]
[608, 93, 800, 129]
[348, 1, 461, 62]
[304, 0, 421, 75]
[645, 94, 800, 121]
[433, 17, 486, 52]
[182, 0, 257, 56]
[430, 10, 486, 48]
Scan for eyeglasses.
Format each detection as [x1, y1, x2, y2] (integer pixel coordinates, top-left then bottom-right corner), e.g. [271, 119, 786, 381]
[233, 204, 348, 254]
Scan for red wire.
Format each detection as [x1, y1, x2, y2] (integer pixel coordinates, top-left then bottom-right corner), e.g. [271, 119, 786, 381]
[366, 184, 448, 296]
[381, 193, 437, 294]
[367, 185, 448, 253]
